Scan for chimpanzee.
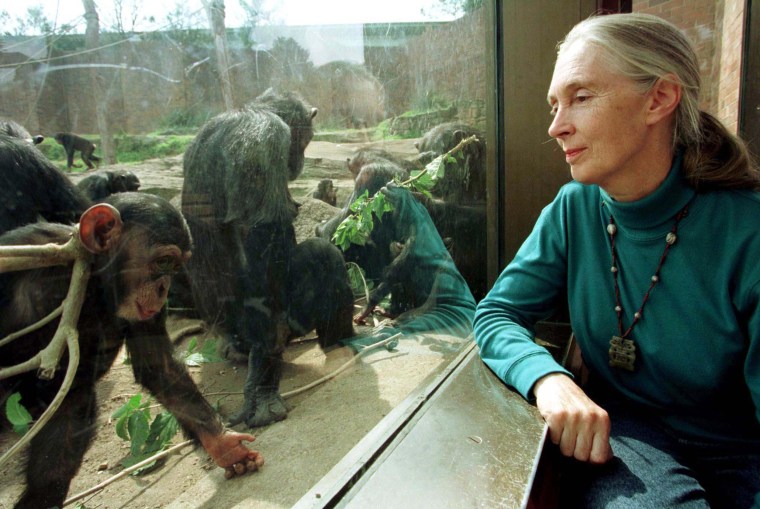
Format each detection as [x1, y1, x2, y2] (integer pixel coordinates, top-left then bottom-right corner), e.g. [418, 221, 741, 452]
[0, 133, 90, 236]
[413, 122, 488, 300]
[76, 169, 141, 201]
[348, 184, 476, 336]
[0, 192, 263, 509]
[316, 161, 409, 304]
[312, 178, 338, 206]
[54, 132, 101, 170]
[345, 147, 417, 180]
[0, 119, 44, 145]
[415, 122, 486, 204]
[181, 89, 354, 428]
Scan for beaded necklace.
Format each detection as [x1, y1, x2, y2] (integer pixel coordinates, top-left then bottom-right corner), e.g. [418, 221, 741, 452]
[604, 202, 689, 371]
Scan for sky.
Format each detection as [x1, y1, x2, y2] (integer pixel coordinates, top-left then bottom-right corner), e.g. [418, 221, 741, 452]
[2, 0, 456, 33]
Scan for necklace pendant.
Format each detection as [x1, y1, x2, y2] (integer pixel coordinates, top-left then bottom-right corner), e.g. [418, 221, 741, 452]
[609, 335, 636, 371]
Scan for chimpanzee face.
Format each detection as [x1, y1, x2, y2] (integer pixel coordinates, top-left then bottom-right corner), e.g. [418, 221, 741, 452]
[113, 232, 189, 322]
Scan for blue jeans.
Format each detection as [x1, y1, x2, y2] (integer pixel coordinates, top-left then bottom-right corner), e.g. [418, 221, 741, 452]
[557, 400, 760, 509]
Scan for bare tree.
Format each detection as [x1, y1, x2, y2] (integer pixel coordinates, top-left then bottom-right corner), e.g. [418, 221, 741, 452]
[81, 0, 115, 165]
[202, 0, 234, 110]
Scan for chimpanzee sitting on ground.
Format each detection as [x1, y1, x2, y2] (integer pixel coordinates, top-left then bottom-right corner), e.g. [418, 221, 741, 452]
[312, 178, 338, 206]
[0, 192, 263, 509]
[181, 89, 354, 428]
[76, 168, 140, 201]
[54, 131, 101, 170]
[0, 133, 90, 236]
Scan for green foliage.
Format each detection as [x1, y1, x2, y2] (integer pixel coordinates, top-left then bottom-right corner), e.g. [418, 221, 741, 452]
[182, 338, 223, 367]
[5, 392, 33, 435]
[333, 190, 395, 252]
[347, 262, 373, 298]
[112, 394, 179, 474]
[159, 108, 212, 133]
[114, 134, 192, 162]
[333, 137, 476, 252]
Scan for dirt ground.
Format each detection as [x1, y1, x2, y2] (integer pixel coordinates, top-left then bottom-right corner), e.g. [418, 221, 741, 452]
[0, 137, 473, 508]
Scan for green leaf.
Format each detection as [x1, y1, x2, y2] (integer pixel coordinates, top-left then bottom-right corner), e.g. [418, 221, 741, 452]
[5, 393, 33, 435]
[112, 394, 142, 419]
[409, 170, 434, 194]
[371, 193, 394, 222]
[349, 190, 369, 212]
[347, 263, 373, 295]
[127, 412, 150, 456]
[115, 413, 131, 441]
[150, 411, 179, 450]
[198, 339, 222, 362]
[424, 154, 446, 181]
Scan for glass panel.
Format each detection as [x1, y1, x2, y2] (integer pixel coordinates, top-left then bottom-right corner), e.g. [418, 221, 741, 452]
[0, 1, 491, 506]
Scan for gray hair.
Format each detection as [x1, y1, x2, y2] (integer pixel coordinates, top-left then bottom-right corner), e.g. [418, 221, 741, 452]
[558, 13, 701, 150]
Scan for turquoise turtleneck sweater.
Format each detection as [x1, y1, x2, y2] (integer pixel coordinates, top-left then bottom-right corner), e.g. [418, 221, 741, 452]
[474, 155, 760, 443]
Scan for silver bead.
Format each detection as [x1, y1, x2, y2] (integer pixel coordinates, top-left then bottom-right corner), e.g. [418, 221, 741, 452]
[634, 311, 642, 319]
[611, 266, 618, 273]
[615, 306, 622, 312]
[607, 224, 617, 236]
[666, 232, 677, 245]
[651, 275, 659, 283]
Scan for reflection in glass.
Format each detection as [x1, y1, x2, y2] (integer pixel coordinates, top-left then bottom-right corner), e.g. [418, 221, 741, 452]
[0, 2, 489, 506]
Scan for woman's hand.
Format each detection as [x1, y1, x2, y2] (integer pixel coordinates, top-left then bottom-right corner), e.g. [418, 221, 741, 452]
[533, 373, 613, 464]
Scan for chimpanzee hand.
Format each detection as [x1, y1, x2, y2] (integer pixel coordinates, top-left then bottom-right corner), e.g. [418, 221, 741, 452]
[198, 429, 265, 477]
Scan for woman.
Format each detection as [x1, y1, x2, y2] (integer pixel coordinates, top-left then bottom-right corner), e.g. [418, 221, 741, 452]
[474, 13, 760, 508]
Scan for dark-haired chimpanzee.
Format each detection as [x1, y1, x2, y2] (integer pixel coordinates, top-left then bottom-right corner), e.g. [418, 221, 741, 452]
[312, 178, 337, 206]
[316, 160, 410, 310]
[0, 133, 90, 236]
[0, 193, 263, 509]
[54, 132, 101, 170]
[76, 169, 140, 201]
[413, 122, 488, 300]
[181, 89, 354, 428]
[0, 119, 44, 145]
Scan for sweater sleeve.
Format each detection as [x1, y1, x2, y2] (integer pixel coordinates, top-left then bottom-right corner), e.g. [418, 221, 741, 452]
[474, 188, 573, 400]
[743, 278, 760, 426]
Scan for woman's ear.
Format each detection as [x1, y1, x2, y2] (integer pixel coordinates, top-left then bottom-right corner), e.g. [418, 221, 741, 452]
[646, 74, 682, 126]
[79, 203, 123, 254]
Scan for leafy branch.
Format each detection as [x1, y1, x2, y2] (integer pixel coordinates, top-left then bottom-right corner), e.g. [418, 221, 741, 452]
[332, 134, 479, 251]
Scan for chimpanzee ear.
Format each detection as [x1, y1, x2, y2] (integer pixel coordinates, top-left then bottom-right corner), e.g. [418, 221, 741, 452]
[78, 203, 123, 254]
[310, 107, 318, 119]
[453, 130, 466, 145]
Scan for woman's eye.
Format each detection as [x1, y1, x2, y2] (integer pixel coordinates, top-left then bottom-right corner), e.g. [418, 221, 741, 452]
[575, 95, 591, 103]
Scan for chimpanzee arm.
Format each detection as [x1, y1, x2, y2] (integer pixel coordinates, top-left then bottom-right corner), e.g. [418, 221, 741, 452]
[124, 314, 224, 439]
[124, 314, 263, 470]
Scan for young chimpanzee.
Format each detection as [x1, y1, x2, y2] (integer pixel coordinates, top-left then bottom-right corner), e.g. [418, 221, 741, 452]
[181, 89, 354, 428]
[316, 160, 409, 291]
[0, 133, 90, 236]
[54, 131, 101, 170]
[312, 178, 338, 206]
[0, 192, 263, 509]
[76, 168, 141, 201]
[349, 184, 476, 337]
[0, 119, 44, 145]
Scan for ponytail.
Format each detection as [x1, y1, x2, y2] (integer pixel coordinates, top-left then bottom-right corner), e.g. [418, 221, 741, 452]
[681, 112, 760, 191]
